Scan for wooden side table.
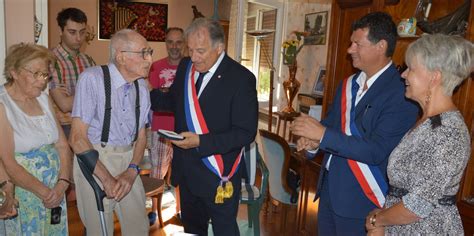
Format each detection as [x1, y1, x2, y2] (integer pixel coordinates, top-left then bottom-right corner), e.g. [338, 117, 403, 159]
[274, 111, 300, 141]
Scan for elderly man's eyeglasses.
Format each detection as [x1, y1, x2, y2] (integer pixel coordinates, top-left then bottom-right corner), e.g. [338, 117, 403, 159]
[121, 48, 154, 59]
[22, 67, 50, 81]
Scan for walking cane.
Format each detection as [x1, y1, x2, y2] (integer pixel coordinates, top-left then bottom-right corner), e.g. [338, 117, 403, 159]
[77, 150, 108, 236]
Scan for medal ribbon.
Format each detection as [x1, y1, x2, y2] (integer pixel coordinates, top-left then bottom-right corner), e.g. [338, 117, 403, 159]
[183, 61, 243, 204]
[340, 75, 388, 208]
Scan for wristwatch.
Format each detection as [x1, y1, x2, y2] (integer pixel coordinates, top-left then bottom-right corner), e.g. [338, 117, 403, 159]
[128, 164, 141, 175]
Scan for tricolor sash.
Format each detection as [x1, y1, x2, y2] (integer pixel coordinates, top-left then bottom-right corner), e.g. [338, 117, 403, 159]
[340, 75, 388, 208]
[183, 61, 243, 204]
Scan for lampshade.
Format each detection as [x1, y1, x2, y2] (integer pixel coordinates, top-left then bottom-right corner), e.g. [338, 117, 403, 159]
[246, 29, 275, 39]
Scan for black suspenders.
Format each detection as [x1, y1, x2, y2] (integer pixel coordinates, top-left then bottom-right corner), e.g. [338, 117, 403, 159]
[100, 65, 140, 147]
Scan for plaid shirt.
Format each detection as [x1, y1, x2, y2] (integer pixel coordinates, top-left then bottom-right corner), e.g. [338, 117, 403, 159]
[49, 44, 95, 125]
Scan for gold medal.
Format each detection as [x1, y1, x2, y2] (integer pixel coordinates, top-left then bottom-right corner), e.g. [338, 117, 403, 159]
[223, 181, 233, 198]
[215, 185, 224, 204]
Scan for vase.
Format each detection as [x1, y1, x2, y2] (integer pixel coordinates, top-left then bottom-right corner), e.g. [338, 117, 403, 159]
[281, 63, 301, 113]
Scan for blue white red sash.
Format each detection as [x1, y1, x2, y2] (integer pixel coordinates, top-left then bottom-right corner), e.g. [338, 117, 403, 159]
[183, 61, 243, 198]
[340, 75, 388, 208]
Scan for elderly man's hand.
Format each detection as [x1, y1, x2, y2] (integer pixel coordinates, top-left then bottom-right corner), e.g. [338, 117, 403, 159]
[290, 113, 326, 141]
[113, 169, 137, 202]
[102, 176, 118, 199]
[0, 185, 17, 219]
[171, 132, 200, 149]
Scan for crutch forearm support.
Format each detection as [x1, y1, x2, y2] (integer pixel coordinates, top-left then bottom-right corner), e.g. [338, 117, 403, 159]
[76, 149, 106, 211]
[77, 149, 99, 172]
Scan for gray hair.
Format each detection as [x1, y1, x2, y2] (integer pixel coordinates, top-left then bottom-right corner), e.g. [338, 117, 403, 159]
[109, 29, 137, 63]
[4, 43, 55, 83]
[185, 18, 225, 49]
[405, 34, 473, 96]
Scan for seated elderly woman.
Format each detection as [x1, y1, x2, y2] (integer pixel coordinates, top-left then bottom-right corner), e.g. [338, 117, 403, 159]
[365, 34, 473, 234]
[0, 43, 71, 235]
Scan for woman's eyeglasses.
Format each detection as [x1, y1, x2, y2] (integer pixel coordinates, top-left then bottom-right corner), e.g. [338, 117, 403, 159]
[121, 48, 154, 60]
[22, 67, 50, 81]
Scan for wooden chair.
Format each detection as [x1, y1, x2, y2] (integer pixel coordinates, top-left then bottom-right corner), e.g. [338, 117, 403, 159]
[258, 129, 298, 232]
[140, 175, 165, 228]
[240, 142, 269, 236]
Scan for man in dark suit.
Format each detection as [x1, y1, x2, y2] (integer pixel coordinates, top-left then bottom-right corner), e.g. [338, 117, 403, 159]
[291, 12, 419, 235]
[151, 18, 258, 235]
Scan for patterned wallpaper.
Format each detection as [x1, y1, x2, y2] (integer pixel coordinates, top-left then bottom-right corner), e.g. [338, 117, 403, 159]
[276, 1, 331, 109]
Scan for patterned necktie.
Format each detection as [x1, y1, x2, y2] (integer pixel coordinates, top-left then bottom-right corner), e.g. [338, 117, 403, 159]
[195, 71, 209, 93]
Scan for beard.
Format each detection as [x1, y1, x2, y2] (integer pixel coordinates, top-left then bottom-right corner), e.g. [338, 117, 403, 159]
[168, 49, 182, 59]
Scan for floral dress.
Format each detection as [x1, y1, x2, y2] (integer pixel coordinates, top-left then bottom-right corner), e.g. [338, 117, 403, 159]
[0, 86, 68, 235]
[5, 145, 68, 236]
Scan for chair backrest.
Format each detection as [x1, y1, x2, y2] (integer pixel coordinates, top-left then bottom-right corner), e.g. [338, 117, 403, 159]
[242, 142, 258, 186]
[259, 129, 293, 204]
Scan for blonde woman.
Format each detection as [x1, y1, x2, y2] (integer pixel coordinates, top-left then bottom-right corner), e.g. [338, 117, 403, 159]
[366, 34, 473, 235]
[0, 43, 71, 235]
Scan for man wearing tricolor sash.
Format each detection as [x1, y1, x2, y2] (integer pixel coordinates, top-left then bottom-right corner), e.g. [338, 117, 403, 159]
[291, 12, 419, 235]
[150, 18, 258, 235]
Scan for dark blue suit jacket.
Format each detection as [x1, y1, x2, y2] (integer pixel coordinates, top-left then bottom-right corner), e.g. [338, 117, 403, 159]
[151, 55, 258, 197]
[317, 64, 419, 219]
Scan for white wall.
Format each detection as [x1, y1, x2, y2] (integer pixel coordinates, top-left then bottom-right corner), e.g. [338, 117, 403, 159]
[5, 0, 35, 48]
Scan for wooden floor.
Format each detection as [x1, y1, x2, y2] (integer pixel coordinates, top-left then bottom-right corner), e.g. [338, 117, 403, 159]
[66, 198, 298, 236]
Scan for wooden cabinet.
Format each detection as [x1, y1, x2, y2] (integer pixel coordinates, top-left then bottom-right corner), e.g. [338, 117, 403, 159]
[295, 153, 323, 235]
[322, 0, 474, 234]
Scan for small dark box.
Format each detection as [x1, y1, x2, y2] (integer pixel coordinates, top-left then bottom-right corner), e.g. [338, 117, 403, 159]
[51, 206, 61, 224]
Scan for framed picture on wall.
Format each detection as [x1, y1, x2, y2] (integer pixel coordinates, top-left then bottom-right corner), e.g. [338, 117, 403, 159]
[304, 11, 328, 45]
[313, 66, 326, 96]
[99, 0, 168, 41]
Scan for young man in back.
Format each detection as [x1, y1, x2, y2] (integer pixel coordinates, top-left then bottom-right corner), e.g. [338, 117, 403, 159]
[49, 7, 95, 138]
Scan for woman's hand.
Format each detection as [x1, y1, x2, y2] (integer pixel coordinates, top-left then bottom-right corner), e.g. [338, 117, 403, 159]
[0, 183, 17, 219]
[45, 180, 69, 208]
[366, 208, 383, 231]
[41, 187, 63, 209]
[367, 227, 384, 236]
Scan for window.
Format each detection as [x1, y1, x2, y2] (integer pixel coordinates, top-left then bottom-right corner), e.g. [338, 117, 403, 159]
[241, 2, 276, 102]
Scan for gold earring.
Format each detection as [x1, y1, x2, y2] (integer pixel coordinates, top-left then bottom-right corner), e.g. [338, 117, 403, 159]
[425, 89, 431, 105]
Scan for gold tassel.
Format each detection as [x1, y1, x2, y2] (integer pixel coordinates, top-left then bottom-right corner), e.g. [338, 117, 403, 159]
[224, 181, 233, 198]
[215, 185, 224, 204]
